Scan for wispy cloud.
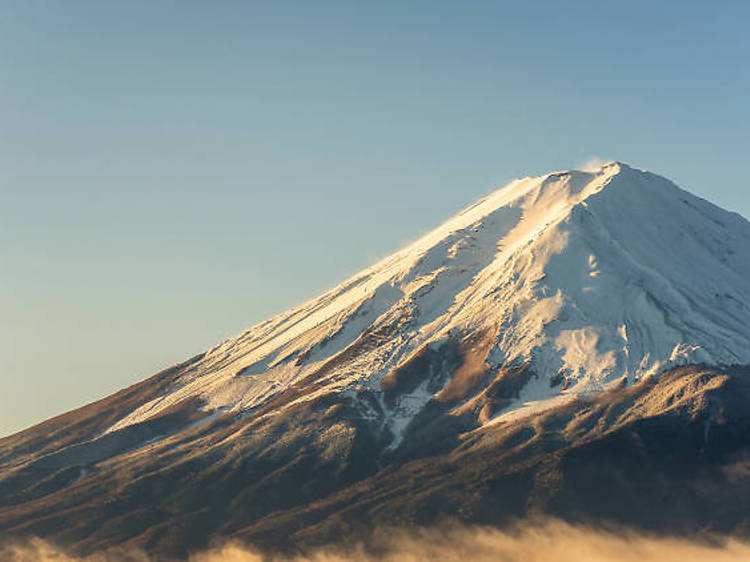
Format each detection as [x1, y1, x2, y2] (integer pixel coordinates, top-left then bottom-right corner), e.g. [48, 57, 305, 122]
[577, 156, 612, 172]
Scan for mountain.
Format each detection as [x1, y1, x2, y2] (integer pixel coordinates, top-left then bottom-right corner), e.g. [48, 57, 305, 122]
[2, 162, 750, 559]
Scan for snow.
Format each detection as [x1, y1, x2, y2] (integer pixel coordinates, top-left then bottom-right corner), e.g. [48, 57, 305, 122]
[105, 162, 750, 438]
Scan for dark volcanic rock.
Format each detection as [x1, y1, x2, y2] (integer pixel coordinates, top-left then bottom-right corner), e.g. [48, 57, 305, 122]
[2, 364, 750, 559]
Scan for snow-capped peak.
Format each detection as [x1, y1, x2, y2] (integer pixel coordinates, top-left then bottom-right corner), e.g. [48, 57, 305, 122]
[107, 162, 750, 438]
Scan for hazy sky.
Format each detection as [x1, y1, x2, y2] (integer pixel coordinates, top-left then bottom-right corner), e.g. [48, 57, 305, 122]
[1, 0, 748, 436]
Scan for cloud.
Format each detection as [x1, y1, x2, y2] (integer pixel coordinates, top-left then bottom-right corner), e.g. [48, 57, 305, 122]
[4, 521, 750, 562]
[0, 538, 149, 562]
[577, 156, 612, 172]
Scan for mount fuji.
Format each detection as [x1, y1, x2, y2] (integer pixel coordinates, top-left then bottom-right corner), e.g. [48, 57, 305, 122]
[2, 162, 750, 559]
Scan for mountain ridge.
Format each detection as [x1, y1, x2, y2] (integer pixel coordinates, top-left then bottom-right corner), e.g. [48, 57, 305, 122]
[99, 162, 750, 441]
[2, 162, 750, 560]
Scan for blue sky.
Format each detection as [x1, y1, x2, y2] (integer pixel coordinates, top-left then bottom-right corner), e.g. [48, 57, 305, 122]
[1, 0, 748, 436]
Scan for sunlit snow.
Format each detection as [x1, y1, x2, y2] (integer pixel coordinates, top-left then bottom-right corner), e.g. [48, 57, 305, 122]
[107, 162, 750, 439]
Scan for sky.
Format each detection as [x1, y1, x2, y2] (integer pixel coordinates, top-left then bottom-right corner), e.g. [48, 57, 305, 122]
[1, 0, 749, 437]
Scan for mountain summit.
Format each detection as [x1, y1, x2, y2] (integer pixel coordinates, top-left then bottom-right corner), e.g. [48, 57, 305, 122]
[110, 162, 750, 437]
[3, 162, 750, 559]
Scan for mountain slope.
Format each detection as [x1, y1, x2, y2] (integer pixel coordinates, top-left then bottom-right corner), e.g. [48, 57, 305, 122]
[106, 161, 750, 438]
[2, 162, 750, 559]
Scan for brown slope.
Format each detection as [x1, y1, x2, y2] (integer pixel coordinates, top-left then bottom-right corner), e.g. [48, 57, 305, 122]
[1, 364, 750, 560]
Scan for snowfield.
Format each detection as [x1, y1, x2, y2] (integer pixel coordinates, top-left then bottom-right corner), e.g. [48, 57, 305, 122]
[107, 162, 750, 441]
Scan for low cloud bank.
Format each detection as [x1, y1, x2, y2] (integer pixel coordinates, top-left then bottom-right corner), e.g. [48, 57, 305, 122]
[5, 521, 750, 561]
